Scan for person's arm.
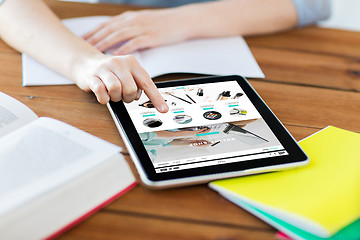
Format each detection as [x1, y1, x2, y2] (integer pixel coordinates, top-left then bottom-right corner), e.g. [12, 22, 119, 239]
[0, 0, 168, 112]
[83, 0, 298, 54]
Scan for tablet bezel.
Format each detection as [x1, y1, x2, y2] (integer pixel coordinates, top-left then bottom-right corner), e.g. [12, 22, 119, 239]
[108, 75, 308, 187]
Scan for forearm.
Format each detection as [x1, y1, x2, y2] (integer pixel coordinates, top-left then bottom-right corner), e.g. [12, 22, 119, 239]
[0, 0, 101, 81]
[0, 0, 168, 111]
[174, 0, 298, 39]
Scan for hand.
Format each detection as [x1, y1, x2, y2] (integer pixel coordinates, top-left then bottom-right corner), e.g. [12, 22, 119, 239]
[73, 53, 168, 113]
[83, 9, 191, 55]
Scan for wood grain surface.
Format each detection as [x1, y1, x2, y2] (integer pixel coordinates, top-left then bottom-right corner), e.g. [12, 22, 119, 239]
[1, 1, 359, 239]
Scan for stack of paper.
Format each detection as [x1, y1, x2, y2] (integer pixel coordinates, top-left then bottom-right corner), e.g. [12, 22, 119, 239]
[210, 126, 360, 240]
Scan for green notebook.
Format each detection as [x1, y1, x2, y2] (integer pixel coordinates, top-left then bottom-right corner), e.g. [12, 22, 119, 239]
[210, 126, 360, 239]
[221, 192, 360, 240]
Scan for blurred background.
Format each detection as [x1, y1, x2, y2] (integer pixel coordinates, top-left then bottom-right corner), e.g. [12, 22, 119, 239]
[58, 0, 359, 32]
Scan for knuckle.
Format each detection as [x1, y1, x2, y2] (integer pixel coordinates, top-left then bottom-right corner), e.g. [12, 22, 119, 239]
[92, 83, 103, 95]
[102, 57, 122, 69]
[123, 55, 139, 66]
[139, 79, 153, 90]
[103, 84, 119, 102]
[106, 79, 121, 94]
[107, 23, 117, 32]
[125, 54, 137, 62]
[98, 97, 108, 105]
[110, 92, 122, 102]
[122, 85, 137, 97]
[107, 82, 119, 93]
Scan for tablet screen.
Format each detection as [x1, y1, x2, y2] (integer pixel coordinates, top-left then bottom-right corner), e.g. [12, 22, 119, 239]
[123, 80, 288, 174]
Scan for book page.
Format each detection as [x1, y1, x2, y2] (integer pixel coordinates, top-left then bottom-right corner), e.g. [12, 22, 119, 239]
[0, 92, 38, 137]
[0, 117, 122, 216]
[22, 16, 264, 86]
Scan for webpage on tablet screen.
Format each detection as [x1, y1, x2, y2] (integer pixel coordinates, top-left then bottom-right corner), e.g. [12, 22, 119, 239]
[124, 80, 288, 173]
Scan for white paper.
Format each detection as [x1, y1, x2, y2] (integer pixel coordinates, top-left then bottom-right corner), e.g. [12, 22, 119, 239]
[137, 36, 264, 78]
[22, 16, 264, 86]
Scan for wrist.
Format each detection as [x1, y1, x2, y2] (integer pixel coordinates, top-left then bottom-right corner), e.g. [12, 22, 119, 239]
[175, 2, 234, 39]
[70, 47, 104, 87]
[175, 1, 248, 39]
[172, 5, 207, 40]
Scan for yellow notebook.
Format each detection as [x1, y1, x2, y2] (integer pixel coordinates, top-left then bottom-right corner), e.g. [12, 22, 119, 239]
[210, 126, 360, 238]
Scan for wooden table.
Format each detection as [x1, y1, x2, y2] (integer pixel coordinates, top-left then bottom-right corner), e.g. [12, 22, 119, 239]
[1, 1, 359, 239]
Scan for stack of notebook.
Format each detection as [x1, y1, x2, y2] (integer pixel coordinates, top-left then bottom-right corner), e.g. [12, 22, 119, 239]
[210, 126, 360, 240]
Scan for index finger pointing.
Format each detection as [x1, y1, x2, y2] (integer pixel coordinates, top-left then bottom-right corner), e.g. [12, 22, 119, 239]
[133, 70, 168, 113]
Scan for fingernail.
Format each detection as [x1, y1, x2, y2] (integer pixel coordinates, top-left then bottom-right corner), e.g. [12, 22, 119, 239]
[158, 104, 168, 113]
[162, 104, 169, 112]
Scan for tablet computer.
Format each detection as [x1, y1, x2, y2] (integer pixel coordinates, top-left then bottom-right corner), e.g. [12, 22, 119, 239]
[108, 75, 308, 188]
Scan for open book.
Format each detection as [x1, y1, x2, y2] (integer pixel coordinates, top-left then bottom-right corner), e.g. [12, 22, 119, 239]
[22, 16, 264, 86]
[210, 126, 360, 240]
[0, 92, 137, 239]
